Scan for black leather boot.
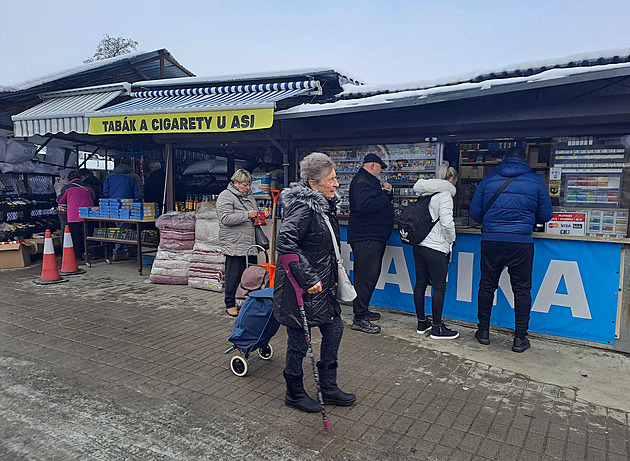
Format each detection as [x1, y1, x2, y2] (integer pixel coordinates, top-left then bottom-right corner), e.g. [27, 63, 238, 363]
[317, 362, 356, 406]
[283, 371, 322, 413]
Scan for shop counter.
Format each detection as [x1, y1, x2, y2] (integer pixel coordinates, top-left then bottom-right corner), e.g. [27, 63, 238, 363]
[338, 224, 628, 351]
[82, 217, 158, 275]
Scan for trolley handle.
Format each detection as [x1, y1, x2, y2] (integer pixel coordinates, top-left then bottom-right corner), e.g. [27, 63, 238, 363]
[246, 244, 269, 267]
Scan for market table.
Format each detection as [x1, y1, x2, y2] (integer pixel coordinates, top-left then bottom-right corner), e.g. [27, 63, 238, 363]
[82, 217, 157, 275]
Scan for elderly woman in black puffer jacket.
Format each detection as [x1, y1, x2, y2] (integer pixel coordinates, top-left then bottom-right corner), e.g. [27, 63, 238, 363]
[274, 152, 356, 413]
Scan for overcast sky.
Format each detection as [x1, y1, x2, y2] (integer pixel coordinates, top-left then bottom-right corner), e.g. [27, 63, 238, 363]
[2, 0, 630, 87]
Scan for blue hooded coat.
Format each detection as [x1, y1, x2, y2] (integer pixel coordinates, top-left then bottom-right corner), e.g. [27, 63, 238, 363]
[469, 156, 553, 243]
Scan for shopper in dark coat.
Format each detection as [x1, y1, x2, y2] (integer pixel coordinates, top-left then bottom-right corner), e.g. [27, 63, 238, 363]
[469, 147, 553, 353]
[347, 153, 394, 333]
[103, 157, 142, 260]
[79, 169, 103, 200]
[143, 161, 166, 212]
[274, 152, 355, 413]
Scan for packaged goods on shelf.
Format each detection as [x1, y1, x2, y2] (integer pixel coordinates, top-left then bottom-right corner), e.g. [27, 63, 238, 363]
[302, 142, 442, 218]
[252, 172, 272, 197]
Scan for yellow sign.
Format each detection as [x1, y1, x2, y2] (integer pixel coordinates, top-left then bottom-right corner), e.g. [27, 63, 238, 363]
[549, 180, 561, 197]
[88, 108, 274, 135]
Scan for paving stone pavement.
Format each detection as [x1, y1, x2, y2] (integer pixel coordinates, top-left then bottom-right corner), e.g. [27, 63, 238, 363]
[0, 260, 629, 460]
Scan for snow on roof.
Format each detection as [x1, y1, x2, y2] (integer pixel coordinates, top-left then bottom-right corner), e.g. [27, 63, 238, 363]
[0, 50, 171, 92]
[130, 68, 362, 89]
[276, 61, 630, 118]
[342, 47, 630, 97]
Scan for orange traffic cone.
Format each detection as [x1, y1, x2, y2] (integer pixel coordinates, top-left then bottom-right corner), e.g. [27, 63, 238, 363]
[59, 225, 85, 276]
[33, 229, 68, 285]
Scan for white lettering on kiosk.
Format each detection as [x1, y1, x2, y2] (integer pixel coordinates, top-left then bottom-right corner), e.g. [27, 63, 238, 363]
[341, 242, 353, 272]
[376, 246, 413, 294]
[494, 268, 515, 307]
[343, 242, 592, 320]
[456, 252, 474, 302]
[532, 260, 592, 319]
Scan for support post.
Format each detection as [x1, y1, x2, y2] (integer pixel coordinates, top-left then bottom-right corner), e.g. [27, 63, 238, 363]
[165, 143, 174, 212]
[227, 153, 235, 180]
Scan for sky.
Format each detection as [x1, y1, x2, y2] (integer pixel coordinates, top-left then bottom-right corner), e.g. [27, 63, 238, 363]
[2, 0, 630, 87]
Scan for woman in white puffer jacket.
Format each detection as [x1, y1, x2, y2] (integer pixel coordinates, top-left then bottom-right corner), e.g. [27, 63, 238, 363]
[411, 162, 459, 340]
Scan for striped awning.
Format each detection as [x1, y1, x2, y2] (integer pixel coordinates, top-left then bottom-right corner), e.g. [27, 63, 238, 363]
[95, 80, 321, 116]
[12, 83, 131, 137]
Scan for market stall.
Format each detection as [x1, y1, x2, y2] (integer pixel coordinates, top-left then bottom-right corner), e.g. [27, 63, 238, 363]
[295, 133, 629, 352]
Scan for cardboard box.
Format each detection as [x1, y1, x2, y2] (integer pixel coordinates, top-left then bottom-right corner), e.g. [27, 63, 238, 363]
[0, 240, 37, 268]
[25, 235, 61, 254]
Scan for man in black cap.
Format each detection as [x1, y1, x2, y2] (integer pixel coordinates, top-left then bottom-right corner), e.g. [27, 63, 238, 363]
[348, 153, 394, 333]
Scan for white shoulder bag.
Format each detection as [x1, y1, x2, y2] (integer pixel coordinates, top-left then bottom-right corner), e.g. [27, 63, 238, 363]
[323, 215, 357, 303]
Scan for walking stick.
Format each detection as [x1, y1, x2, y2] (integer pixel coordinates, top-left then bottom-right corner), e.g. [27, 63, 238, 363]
[269, 189, 280, 266]
[279, 254, 330, 431]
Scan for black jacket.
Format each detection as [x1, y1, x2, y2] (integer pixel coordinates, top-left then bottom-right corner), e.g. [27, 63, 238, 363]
[348, 167, 394, 243]
[273, 183, 341, 329]
[144, 169, 166, 206]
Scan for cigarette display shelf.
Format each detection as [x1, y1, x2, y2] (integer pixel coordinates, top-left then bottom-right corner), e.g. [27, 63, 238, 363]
[300, 142, 441, 218]
[551, 135, 628, 209]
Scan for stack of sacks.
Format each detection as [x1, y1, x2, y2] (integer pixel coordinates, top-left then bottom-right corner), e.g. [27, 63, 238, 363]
[149, 211, 196, 285]
[188, 203, 225, 292]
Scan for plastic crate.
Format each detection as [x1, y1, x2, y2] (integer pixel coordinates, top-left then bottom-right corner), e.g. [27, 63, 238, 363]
[93, 228, 108, 238]
[106, 228, 121, 239]
[141, 230, 159, 244]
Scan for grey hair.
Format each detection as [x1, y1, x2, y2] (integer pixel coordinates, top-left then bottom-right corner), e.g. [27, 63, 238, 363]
[300, 152, 334, 184]
[437, 161, 458, 181]
[231, 168, 252, 183]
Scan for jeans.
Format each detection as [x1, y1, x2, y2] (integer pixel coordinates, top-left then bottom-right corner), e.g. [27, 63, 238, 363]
[224, 254, 257, 309]
[350, 240, 386, 322]
[285, 315, 344, 376]
[477, 241, 534, 338]
[413, 245, 450, 326]
[58, 213, 68, 232]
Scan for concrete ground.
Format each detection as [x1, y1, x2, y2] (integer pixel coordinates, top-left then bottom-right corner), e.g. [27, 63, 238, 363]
[0, 257, 629, 460]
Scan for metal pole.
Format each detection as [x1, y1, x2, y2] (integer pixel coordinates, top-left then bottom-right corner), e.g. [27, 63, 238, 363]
[165, 143, 174, 212]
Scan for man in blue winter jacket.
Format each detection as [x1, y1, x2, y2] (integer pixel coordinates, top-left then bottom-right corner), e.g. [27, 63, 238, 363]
[103, 157, 142, 260]
[469, 146, 553, 353]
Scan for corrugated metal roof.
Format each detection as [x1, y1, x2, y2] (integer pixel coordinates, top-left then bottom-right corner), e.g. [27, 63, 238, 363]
[276, 61, 630, 119]
[0, 49, 194, 132]
[341, 48, 630, 99]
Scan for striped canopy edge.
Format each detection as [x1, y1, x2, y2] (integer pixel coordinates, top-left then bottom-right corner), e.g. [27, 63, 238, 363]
[130, 80, 321, 98]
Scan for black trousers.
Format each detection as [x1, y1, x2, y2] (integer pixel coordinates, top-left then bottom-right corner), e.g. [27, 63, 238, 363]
[68, 222, 85, 260]
[413, 245, 450, 326]
[285, 315, 344, 377]
[477, 241, 534, 338]
[224, 254, 257, 309]
[350, 240, 386, 321]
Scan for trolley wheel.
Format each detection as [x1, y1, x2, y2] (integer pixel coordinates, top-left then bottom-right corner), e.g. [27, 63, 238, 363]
[258, 344, 274, 360]
[105, 259, 112, 264]
[85, 262, 92, 268]
[230, 355, 249, 377]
